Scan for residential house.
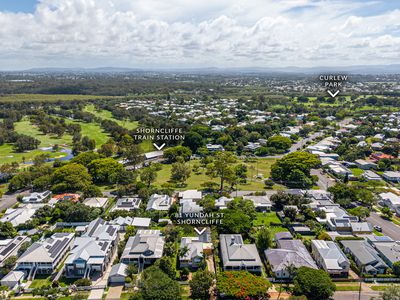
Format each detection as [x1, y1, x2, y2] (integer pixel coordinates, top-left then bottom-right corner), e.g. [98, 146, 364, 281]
[340, 240, 387, 275]
[362, 171, 381, 181]
[180, 199, 203, 216]
[146, 194, 171, 211]
[219, 234, 262, 272]
[351, 222, 373, 235]
[16, 233, 74, 277]
[64, 237, 114, 278]
[243, 195, 272, 212]
[215, 196, 234, 210]
[178, 190, 202, 201]
[132, 217, 151, 229]
[311, 240, 350, 277]
[22, 191, 51, 203]
[111, 196, 142, 212]
[265, 233, 317, 279]
[64, 218, 118, 278]
[382, 171, 400, 183]
[83, 197, 108, 208]
[379, 192, 400, 215]
[0, 204, 44, 226]
[355, 160, 377, 170]
[179, 237, 205, 269]
[0, 236, 28, 267]
[1, 270, 25, 289]
[109, 263, 128, 284]
[120, 230, 165, 265]
[372, 242, 400, 268]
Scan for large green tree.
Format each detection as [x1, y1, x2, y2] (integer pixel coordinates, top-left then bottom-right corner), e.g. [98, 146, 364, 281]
[87, 158, 125, 184]
[190, 270, 214, 300]
[140, 266, 180, 300]
[293, 267, 335, 300]
[267, 135, 292, 151]
[206, 151, 236, 191]
[271, 151, 320, 188]
[51, 163, 92, 192]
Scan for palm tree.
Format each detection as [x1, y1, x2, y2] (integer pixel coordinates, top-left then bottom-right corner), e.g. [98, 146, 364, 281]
[178, 246, 190, 258]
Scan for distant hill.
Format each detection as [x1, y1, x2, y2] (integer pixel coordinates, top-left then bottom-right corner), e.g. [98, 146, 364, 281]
[14, 64, 400, 75]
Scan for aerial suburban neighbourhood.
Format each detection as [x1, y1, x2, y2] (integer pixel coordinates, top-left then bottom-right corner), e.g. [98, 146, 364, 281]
[0, 1, 400, 300]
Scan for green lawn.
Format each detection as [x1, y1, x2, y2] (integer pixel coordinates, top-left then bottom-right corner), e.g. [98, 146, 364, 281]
[153, 158, 278, 190]
[29, 276, 52, 288]
[0, 117, 73, 164]
[370, 285, 390, 291]
[253, 212, 288, 234]
[15, 117, 73, 147]
[65, 119, 110, 147]
[84, 104, 139, 130]
[350, 168, 364, 177]
[334, 284, 360, 291]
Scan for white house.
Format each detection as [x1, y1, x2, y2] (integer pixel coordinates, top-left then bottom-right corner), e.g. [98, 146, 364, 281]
[0, 270, 25, 289]
[382, 171, 400, 182]
[311, 240, 350, 277]
[83, 197, 108, 208]
[22, 191, 51, 203]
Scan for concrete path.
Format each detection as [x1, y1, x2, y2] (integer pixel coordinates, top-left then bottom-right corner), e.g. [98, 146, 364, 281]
[106, 285, 123, 300]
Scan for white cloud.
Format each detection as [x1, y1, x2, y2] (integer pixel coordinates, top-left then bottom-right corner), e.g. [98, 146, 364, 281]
[0, 0, 399, 69]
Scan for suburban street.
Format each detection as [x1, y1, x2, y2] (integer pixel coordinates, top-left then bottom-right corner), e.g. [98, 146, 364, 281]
[0, 191, 29, 211]
[367, 212, 400, 241]
[289, 131, 323, 153]
[334, 291, 379, 300]
[311, 169, 336, 190]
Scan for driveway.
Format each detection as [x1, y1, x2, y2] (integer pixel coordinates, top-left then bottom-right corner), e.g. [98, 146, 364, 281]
[367, 212, 400, 241]
[106, 285, 123, 300]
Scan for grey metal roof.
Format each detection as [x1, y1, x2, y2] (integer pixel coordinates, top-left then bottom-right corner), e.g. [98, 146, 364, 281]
[219, 234, 262, 268]
[341, 240, 387, 269]
[121, 230, 165, 261]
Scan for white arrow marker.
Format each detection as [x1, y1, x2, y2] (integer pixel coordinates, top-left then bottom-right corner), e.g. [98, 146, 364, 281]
[194, 227, 206, 235]
[153, 143, 165, 151]
[327, 90, 339, 98]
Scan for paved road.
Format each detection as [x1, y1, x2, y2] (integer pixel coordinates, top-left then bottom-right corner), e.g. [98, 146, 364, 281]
[289, 131, 324, 153]
[367, 212, 400, 241]
[311, 169, 336, 190]
[0, 191, 29, 211]
[334, 291, 379, 300]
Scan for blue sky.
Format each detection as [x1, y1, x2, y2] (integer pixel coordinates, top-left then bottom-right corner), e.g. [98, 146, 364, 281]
[0, 0, 399, 69]
[0, 0, 37, 13]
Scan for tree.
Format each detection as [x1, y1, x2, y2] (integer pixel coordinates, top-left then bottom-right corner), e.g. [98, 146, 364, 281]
[206, 151, 236, 191]
[51, 163, 92, 192]
[183, 131, 204, 153]
[13, 134, 40, 152]
[381, 206, 393, 220]
[71, 151, 103, 167]
[88, 158, 125, 184]
[392, 261, 400, 276]
[2, 255, 17, 273]
[170, 162, 191, 186]
[293, 267, 335, 300]
[8, 171, 32, 192]
[216, 271, 271, 299]
[190, 270, 214, 300]
[140, 266, 180, 300]
[0, 222, 17, 239]
[267, 135, 292, 151]
[348, 206, 370, 220]
[220, 209, 252, 234]
[256, 226, 272, 250]
[83, 184, 103, 198]
[126, 264, 138, 277]
[74, 278, 92, 286]
[164, 146, 192, 163]
[378, 284, 400, 300]
[271, 152, 320, 188]
[123, 144, 144, 169]
[284, 207, 297, 221]
[140, 167, 157, 187]
[159, 256, 176, 279]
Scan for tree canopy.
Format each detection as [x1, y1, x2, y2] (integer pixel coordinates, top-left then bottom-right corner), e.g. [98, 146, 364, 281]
[293, 267, 336, 300]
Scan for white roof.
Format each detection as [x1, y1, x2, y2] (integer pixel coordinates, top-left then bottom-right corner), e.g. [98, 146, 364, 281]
[83, 197, 108, 208]
[132, 217, 151, 227]
[380, 192, 400, 205]
[179, 190, 202, 200]
[1, 270, 24, 282]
